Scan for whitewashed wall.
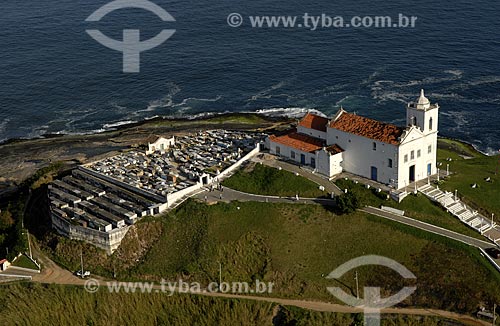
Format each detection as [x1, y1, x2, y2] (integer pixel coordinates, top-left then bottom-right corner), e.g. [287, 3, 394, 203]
[326, 128, 399, 185]
[296, 126, 327, 140]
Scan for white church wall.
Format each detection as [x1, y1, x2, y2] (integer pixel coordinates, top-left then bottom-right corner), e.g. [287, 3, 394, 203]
[397, 133, 437, 189]
[315, 149, 343, 177]
[269, 141, 316, 166]
[326, 128, 398, 185]
[297, 126, 327, 140]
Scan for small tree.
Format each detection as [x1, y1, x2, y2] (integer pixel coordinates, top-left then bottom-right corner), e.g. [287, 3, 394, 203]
[335, 191, 361, 215]
[0, 210, 14, 231]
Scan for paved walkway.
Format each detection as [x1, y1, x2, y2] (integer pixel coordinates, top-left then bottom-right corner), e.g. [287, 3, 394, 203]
[362, 206, 494, 249]
[196, 187, 336, 206]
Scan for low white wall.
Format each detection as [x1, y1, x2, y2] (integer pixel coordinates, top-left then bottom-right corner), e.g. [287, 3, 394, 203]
[166, 182, 204, 209]
[51, 212, 130, 254]
[215, 144, 261, 181]
[479, 248, 500, 273]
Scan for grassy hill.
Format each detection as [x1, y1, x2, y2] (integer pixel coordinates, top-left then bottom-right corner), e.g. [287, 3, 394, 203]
[222, 163, 325, 198]
[0, 283, 470, 326]
[124, 200, 500, 314]
[437, 138, 500, 219]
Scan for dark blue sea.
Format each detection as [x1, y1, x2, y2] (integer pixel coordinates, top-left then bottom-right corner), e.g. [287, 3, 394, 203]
[1, 0, 499, 154]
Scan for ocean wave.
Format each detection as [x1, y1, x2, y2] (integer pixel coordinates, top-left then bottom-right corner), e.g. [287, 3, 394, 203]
[172, 95, 223, 108]
[447, 75, 500, 91]
[371, 90, 412, 104]
[252, 107, 326, 118]
[102, 120, 138, 129]
[248, 80, 291, 101]
[390, 70, 464, 88]
[0, 118, 10, 134]
[441, 110, 471, 134]
[136, 82, 181, 113]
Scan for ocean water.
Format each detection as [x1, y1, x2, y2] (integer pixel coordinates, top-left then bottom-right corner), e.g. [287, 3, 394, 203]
[0, 0, 499, 154]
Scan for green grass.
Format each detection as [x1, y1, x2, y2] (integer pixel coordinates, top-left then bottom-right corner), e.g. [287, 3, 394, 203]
[436, 138, 500, 219]
[0, 283, 462, 326]
[222, 163, 325, 198]
[11, 254, 39, 270]
[335, 177, 487, 241]
[151, 113, 276, 128]
[386, 193, 486, 240]
[129, 200, 499, 314]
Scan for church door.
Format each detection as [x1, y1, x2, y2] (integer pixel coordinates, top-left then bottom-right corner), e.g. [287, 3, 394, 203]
[370, 166, 378, 181]
[409, 165, 415, 182]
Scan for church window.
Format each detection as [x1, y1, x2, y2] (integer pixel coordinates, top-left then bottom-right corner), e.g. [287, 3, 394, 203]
[428, 145, 432, 154]
[417, 150, 421, 158]
[404, 154, 408, 163]
[429, 117, 433, 130]
[411, 151, 415, 160]
[372, 142, 377, 151]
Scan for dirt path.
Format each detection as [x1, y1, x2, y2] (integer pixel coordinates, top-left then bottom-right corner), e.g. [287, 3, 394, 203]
[21, 247, 490, 326]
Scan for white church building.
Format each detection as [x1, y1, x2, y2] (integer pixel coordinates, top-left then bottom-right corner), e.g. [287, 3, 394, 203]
[266, 90, 439, 190]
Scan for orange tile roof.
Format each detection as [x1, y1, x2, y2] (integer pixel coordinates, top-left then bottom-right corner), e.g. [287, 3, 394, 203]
[329, 111, 403, 145]
[326, 144, 344, 155]
[298, 113, 329, 132]
[269, 131, 325, 153]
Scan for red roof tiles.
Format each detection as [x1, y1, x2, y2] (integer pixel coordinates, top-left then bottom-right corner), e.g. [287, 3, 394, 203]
[269, 131, 325, 153]
[329, 111, 403, 145]
[298, 113, 329, 132]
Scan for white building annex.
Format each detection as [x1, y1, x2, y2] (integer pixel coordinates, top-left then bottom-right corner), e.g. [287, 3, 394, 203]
[145, 135, 175, 155]
[267, 90, 439, 190]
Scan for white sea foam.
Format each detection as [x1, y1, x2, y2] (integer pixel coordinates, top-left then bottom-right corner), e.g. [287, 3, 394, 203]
[248, 80, 291, 101]
[172, 95, 223, 108]
[252, 107, 325, 118]
[390, 70, 464, 88]
[0, 118, 10, 134]
[137, 82, 181, 113]
[102, 120, 138, 129]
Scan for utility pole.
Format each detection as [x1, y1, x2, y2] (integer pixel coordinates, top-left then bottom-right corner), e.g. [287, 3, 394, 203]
[355, 271, 359, 299]
[80, 249, 84, 279]
[27, 232, 32, 259]
[493, 303, 496, 326]
[219, 262, 222, 292]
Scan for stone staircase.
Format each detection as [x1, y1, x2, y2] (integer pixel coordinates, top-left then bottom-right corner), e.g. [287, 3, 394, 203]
[418, 183, 500, 244]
